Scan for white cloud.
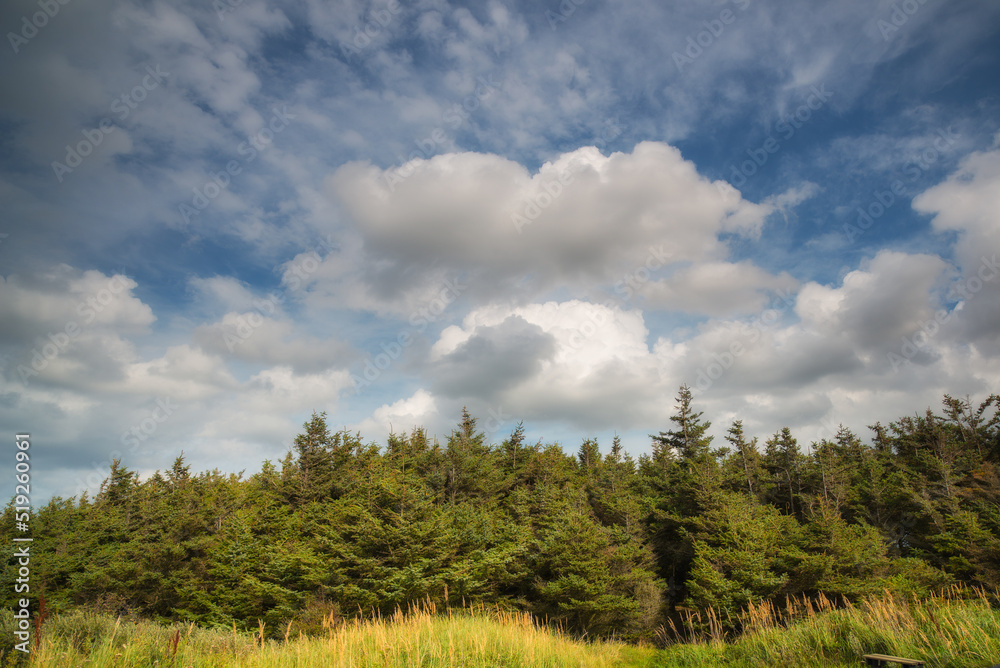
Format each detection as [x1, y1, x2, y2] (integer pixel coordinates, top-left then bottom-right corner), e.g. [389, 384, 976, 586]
[913, 146, 1000, 352]
[358, 243, 997, 446]
[0, 266, 154, 344]
[641, 261, 799, 316]
[353, 388, 439, 443]
[193, 312, 354, 372]
[913, 146, 1000, 268]
[795, 250, 950, 354]
[319, 142, 785, 314]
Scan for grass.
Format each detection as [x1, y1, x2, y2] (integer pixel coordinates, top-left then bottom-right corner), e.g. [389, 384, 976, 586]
[2, 604, 656, 668]
[653, 585, 1000, 667]
[3, 587, 998, 667]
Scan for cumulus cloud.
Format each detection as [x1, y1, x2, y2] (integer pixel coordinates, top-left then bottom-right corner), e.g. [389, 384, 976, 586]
[2, 0, 999, 504]
[424, 300, 665, 430]
[352, 388, 439, 444]
[914, 146, 1000, 266]
[795, 250, 951, 355]
[912, 146, 1000, 352]
[317, 142, 793, 315]
[0, 266, 154, 343]
[373, 241, 992, 446]
[193, 313, 355, 373]
[641, 261, 799, 316]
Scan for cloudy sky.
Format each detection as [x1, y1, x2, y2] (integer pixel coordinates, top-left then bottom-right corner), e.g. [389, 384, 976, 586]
[2, 0, 999, 502]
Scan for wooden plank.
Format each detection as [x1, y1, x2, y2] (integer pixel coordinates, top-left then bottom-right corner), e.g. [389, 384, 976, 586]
[863, 654, 925, 667]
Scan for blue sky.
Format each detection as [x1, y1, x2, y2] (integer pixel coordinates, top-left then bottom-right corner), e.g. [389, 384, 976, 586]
[2, 0, 999, 502]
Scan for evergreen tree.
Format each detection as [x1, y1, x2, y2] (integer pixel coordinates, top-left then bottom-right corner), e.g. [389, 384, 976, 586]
[444, 408, 499, 503]
[764, 427, 803, 517]
[723, 420, 762, 498]
[577, 438, 601, 471]
[8, 390, 1000, 643]
[650, 384, 713, 464]
[292, 411, 336, 503]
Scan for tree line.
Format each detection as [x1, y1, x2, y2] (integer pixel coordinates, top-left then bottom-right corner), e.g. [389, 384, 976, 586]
[3, 387, 999, 642]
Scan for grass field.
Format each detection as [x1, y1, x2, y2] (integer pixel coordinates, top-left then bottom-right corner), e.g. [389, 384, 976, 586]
[3, 605, 656, 668]
[2, 587, 999, 667]
[653, 586, 1000, 668]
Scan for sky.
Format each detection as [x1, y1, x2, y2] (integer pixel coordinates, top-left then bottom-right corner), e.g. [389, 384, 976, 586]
[1, 0, 999, 503]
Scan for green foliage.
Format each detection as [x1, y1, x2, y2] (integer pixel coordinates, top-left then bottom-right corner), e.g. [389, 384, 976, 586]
[685, 492, 796, 616]
[652, 587, 1000, 668]
[3, 390, 1000, 650]
[15, 606, 657, 668]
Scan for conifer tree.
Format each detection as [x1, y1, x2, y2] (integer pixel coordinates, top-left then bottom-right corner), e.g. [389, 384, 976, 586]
[650, 384, 713, 464]
[764, 427, 803, 517]
[724, 420, 762, 498]
[577, 438, 601, 471]
[444, 407, 496, 503]
[292, 411, 337, 503]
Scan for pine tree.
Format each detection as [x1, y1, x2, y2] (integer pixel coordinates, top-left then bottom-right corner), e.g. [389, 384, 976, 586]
[764, 427, 803, 517]
[724, 420, 762, 498]
[444, 407, 497, 503]
[167, 453, 191, 489]
[651, 385, 713, 464]
[577, 438, 601, 471]
[99, 459, 137, 507]
[500, 421, 530, 479]
[293, 411, 336, 503]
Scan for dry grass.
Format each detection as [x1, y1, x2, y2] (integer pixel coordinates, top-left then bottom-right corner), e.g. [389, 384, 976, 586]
[7, 603, 655, 668]
[655, 585, 1000, 667]
[5, 587, 999, 667]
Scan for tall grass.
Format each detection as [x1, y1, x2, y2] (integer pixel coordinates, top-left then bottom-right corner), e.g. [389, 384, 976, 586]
[654, 586, 1000, 667]
[5, 604, 654, 668]
[4, 587, 998, 667]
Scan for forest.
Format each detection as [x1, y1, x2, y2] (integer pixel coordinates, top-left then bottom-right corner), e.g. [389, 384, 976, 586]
[3, 387, 1000, 645]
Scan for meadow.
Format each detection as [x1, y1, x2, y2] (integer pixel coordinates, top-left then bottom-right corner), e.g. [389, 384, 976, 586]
[3, 587, 999, 667]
